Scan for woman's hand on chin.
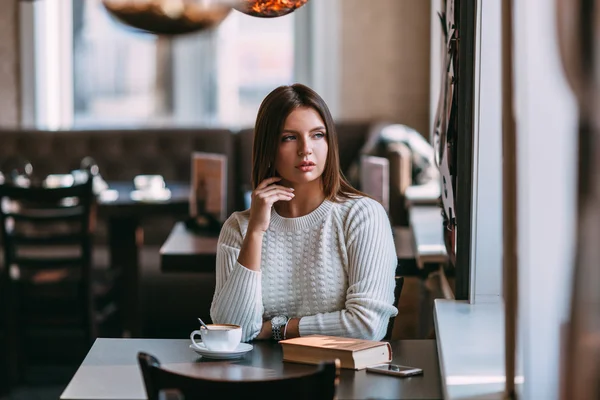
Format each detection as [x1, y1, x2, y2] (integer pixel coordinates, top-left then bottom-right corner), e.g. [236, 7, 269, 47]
[248, 177, 295, 234]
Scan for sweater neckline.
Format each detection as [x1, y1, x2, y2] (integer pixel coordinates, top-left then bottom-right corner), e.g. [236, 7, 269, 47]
[269, 200, 333, 231]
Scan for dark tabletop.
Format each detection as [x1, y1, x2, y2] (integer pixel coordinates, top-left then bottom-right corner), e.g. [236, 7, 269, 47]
[98, 181, 190, 217]
[60, 338, 442, 400]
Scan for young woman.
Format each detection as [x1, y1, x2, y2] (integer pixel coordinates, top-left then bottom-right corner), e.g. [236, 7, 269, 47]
[210, 83, 398, 342]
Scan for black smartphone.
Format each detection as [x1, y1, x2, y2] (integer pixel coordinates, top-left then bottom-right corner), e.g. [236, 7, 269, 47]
[366, 363, 423, 377]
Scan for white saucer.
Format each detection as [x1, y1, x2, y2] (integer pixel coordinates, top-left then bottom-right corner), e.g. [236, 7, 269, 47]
[189, 342, 253, 360]
[130, 188, 171, 202]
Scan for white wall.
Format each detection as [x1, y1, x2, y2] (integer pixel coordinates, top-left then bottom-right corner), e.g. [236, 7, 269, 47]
[339, 0, 431, 136]
[514, 1, 577, 398]
[469, 0, 503, 304]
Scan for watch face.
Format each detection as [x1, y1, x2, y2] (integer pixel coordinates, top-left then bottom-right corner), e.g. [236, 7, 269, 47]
[272, 315, 288, 326]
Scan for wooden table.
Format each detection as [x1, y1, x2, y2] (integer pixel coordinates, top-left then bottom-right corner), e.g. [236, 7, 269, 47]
[60, 338, 442, 400]
[160, 222, 417, 275]
[159, 222, 219, 273]
[98, 182, 190, 336]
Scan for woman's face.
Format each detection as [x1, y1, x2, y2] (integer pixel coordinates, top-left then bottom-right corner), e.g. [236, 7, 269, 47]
[274, 106, 328, 186]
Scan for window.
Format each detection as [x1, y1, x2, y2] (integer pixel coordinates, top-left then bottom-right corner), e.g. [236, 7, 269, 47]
[72, 0, 295, 128]
[73, 0, 161, 126]
[20, 0, 338, 130]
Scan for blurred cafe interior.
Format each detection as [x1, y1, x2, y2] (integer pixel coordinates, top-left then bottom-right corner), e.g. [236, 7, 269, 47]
[0, 0, 598, 399]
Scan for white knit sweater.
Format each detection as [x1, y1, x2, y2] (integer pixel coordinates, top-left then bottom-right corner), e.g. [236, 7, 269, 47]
[209, 196, 398, 342]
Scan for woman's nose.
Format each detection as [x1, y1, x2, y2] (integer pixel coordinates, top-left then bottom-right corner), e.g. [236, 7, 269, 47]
[298, 147, 312, 156]
[298, 140, 312, 156]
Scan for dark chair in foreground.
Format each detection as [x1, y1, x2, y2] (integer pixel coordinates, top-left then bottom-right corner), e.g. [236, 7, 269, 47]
[137, 352, 340, 400]
[385, 275, 405, 340]
[0, 176, 122, 385]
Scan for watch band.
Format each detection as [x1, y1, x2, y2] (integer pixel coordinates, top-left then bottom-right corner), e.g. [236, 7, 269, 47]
[272, 324, 284, 341]
[271, 315, 289, 341]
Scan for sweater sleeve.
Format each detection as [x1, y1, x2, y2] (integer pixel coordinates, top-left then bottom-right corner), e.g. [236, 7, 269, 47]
[209, 213, 264, 342]
[298, 198, 399, 340]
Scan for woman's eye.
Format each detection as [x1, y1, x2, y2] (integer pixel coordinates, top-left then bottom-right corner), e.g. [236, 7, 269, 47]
[314, 132, 326, 139]
[282, 135, 296, 142]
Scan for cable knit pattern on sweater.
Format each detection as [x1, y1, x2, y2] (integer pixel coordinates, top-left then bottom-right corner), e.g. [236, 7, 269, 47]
[210, 196, 398, 342]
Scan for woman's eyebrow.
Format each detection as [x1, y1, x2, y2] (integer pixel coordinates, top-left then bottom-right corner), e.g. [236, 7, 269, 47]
[281, 126, 326, 134]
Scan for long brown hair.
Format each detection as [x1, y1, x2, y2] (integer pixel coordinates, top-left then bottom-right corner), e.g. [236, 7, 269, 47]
[251, 83, 365, 201]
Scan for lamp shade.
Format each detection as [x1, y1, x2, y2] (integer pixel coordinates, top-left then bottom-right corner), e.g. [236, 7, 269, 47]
[101, 0, 233, 35]
[234, 0, 309, 18]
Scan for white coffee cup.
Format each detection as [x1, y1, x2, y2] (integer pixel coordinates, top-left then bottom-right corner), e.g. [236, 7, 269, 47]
[133, 175, 165, 192]
[190, 324, 242, 352]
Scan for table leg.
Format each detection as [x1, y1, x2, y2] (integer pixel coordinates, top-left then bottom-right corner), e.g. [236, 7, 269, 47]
[418, 262, 443, 339]
[418, 275, 433, 339]
[3, 274, 19, 388]
[418, 263, 455, 338]
[108, 217, 141, 337]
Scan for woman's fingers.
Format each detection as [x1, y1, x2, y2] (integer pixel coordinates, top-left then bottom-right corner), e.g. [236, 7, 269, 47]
[256, 184, 294, 196]
[270, 192, 295, 204]
[256, 188, 295, 203]
[256, 177, 281, 190]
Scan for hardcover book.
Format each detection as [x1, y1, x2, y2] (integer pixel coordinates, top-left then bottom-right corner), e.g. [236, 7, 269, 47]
[279, 335, 392, 370]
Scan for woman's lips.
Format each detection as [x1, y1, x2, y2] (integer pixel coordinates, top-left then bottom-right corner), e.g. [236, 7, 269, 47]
[296, 165, 316, 172]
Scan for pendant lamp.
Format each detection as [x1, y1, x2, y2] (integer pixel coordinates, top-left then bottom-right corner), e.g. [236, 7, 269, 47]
[234, 0, 310, 18]
[101, 0, 234, 35]
[101, 0, 310, 36]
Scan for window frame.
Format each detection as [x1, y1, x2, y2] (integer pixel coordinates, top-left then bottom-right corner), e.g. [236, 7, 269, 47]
[20, 0, 74, 130]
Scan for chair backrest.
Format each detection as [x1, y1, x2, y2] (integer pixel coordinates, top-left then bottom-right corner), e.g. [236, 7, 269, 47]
[385, 276, 405, 340]
[137, 352, 340, 400]
[0, 177, 95, 316]
[0, 176, 94, 273]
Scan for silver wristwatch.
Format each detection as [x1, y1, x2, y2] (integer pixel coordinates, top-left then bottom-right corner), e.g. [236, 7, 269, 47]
[271, 315, 289, 341]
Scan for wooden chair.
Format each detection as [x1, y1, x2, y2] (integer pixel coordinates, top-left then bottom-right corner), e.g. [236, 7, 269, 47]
[137, 352, 340, 400]
[385, 275, 405, 340]
[0, 176, 122, 384]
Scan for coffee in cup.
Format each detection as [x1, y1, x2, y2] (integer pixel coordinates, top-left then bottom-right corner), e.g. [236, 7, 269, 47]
[190, 324, 242, 352]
